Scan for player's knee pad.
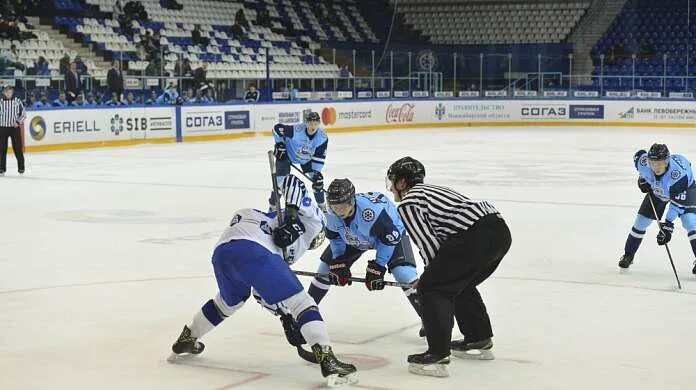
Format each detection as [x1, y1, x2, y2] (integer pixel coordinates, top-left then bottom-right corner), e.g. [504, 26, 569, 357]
[213, 292, 247, 317]
[390, 264, 418, 285]
[279, 291, 323, 326]
[633, 214, 654, 231]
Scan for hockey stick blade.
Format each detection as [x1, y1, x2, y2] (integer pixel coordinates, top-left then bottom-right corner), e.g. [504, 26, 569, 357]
[292, 270, 415, 288]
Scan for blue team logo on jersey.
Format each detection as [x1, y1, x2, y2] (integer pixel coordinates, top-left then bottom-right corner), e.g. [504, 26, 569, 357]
[671, 170, 681, 180]
[302, 196, 311, 207]
[385, 230, 400, 245]
[362, 208, 375, 222]
[639, 155, 648, 167]
[298, 144, 312, 159]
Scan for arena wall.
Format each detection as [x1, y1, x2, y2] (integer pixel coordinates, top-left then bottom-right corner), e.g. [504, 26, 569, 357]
[20, 99, 696, 153]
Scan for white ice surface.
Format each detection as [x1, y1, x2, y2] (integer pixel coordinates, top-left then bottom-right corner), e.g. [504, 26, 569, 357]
[2, 126, 696, 390]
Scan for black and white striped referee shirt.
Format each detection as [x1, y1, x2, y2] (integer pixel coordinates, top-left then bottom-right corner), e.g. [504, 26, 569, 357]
[397, 183, 499, 265]
[0, 96, 26, 127]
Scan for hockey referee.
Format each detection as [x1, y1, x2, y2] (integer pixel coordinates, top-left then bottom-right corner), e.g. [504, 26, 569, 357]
[386, 156, 511, 377]
[0, 85, 26, 176]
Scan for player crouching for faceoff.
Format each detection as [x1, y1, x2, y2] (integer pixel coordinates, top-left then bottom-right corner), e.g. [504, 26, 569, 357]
[619, 143, 696, 274]
[169, 175, 358, 387]
[306, 178, 424, 334]
[271, 111, 329, 212]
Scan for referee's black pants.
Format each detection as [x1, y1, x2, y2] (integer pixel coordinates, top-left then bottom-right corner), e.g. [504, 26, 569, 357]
[0, 126, 25, 172]
[418, 214, 511, 356]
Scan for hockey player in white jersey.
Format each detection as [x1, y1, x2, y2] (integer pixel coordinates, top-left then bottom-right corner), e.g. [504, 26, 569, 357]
[169, 175, 358, 387]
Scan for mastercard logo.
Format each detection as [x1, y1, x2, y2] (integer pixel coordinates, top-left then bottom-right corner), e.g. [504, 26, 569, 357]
[321, 107, 336, 126]
[29, 116, 46, 141]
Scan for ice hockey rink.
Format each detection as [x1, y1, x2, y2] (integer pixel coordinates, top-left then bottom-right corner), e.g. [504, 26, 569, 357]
[2, 125, 696, 390]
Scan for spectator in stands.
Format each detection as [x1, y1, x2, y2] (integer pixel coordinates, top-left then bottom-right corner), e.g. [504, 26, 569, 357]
[244, 84, 260, 103]
[145, 89, 158, 104]
[182, 88, 194, 104]
[0, 44, 24, 71]
[59, 54, 70, 75]
[189, 90, 204, 104]
[231, 22, 245, 41]
[173, 57, 191, 78]
[65, 62, 82, 104]
[95, 91, 105, 105]
[84, 92, 98, 107]
[257, 9, 271, 28]
[235, 9, 249, 30]
[107, 60, 124, 100]
[160, 0, 182, 11]
[26, 93, 37, 109]
[35, 91, 49, 108]
[193, 63, 208, 93]
[156, 83, 179, 105]
[74, 55, 87, 75]
[70, 94, 84, 107]
[339, 65, 350, 89]
[285, 83, 299, 101]
[0, 18, 20, 41]
[34, 56, 49, 76]
[124, 92, 136, 105]
[191, 25, 210, 47]
[113, 0, 123, 19]
[53, 92, 68, 107]
[124, 1, 147, 21]
[203, 87, 215, 103]
[105, 91, 123, 106]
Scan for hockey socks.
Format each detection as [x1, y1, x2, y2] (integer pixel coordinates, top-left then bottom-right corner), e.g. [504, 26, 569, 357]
[308, 275, 331, 304]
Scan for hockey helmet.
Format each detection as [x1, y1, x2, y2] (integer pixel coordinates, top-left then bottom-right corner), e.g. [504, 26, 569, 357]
[327, 178, 355, 218]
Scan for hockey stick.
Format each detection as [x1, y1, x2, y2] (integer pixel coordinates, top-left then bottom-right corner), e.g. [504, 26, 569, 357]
[289, 163, 327, 194]
[292, 269, 415, 288]
[647, 193, 682, 289]
[268, 150, 288, 261]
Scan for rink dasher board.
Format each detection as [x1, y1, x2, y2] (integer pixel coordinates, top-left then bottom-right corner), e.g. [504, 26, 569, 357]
[18, 99, 696, 153]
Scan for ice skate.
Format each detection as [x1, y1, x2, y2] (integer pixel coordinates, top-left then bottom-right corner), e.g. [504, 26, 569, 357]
[311, 344, 358, 387]
[168, 325, 205, 362]
[451, 338, 494, 360]
[618, 253, 634, 270]
[407, 351, 450, 377]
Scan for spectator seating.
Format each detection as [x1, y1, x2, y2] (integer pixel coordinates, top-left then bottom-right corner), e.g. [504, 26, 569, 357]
[396, 1, 590, 45]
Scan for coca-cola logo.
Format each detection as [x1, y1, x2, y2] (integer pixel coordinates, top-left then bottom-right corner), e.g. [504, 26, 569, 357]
[385, 103, 416, 123]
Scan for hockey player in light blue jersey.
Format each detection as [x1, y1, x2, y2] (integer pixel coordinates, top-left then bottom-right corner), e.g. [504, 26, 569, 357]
[307, 178, 424, 335]
[169, 175, 357, 387]
[271, 111, 329, 211]
[619, 143, 696, 275]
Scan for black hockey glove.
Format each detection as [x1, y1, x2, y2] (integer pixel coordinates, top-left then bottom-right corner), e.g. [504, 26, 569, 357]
[311, 172, 324, 192]
[637, 177, 651, 193]
[328, 262, 352, 286]
[273, 218, 305, 248]
[657, 221, 674, 246]
[365, 260, 386, 291]
[280, 313, 306, 347]
[274, 142, 288, 161]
